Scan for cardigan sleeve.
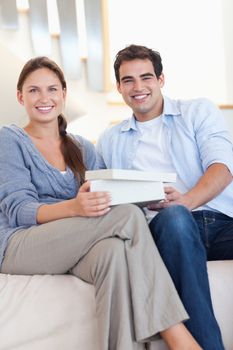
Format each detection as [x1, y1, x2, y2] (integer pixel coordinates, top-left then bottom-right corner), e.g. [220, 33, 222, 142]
[0, 127, 41, 228]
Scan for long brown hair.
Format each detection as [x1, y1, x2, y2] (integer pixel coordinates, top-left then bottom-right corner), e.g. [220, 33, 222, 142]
[17, 56, 86, 183]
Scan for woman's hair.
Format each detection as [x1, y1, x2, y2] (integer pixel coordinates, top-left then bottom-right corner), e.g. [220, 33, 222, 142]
[114, 44, 163, 83]
[17, 56, 86, 184]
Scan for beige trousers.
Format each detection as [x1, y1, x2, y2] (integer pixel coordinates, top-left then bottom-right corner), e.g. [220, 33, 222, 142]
[1, 204, 188, 350]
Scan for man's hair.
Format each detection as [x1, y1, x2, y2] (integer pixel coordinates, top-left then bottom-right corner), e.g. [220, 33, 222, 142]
[114, 44, 163, 83]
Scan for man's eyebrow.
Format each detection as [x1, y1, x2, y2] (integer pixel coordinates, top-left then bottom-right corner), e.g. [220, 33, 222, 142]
[120, 72, 155, 82]
[120, 75, 133, 82]
[140, 73, 155, 78]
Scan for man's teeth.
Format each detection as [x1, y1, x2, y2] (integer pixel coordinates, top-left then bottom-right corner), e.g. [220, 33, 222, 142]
[134, 95, 147, 100]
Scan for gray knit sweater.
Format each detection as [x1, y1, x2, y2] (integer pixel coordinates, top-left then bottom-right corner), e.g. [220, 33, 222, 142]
[0, 125, 97, 267]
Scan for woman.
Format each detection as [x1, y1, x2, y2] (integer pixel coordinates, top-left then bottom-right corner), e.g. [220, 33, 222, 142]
[0, 57, 201, 350]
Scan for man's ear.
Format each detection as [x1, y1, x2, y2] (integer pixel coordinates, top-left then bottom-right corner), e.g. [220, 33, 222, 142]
[116, 82, 122, 94]
[158, 73, 165, 88]
[17, 90, 24, 105]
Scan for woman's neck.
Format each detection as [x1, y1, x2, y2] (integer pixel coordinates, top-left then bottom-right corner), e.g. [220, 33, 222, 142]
[24, 122, 60, 140]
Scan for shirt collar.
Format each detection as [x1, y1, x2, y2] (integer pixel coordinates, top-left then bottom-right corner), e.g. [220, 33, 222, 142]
[163, 96, 181, 117]
[120, 96, 181, 132]
[120, 115, 138, 132]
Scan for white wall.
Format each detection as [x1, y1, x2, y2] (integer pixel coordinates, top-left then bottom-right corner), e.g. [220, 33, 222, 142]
[108, 0, 232, 105]
[0, 1, 232, 142]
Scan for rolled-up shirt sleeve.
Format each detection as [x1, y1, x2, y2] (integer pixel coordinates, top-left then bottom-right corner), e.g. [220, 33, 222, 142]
[193, 99, 233, 174]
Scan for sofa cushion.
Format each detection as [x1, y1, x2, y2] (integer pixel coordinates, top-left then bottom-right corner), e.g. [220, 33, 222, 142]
[0, 274, 99, 350]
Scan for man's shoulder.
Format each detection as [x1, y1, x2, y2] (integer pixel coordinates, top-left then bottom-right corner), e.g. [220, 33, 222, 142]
[177, 97, 216, 110]
[175, 97, 220, 121]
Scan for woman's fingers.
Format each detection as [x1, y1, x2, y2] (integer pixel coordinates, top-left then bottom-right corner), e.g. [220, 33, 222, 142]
[75, 190, 112, 217]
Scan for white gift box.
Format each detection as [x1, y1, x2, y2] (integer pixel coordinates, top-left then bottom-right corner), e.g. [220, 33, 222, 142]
[85, 169, 176, 206]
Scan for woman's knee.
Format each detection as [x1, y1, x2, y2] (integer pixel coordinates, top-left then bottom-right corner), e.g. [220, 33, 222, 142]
[111, 204, 144, 221]
[88, 238, 127, 282]
[110, 204, 148, 233]
[95, 237, 126, 262]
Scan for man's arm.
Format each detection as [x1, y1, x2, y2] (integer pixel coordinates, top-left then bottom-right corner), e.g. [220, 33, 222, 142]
[148, 163, 232, 211]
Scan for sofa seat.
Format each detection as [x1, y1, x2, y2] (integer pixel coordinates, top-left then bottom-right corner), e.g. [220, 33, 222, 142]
[0, 261, 233, 350]
[0, 274, 99, 350]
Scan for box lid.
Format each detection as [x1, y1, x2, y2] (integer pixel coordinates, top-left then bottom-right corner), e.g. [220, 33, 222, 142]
[86, 169, 176, 182]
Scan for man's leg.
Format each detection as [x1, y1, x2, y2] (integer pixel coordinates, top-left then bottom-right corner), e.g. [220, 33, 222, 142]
[149, 205, 224, 350]
[192, 210, 233, 261]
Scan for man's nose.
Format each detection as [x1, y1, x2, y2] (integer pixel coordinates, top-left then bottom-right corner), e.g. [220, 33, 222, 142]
[133, 80, 144, 90]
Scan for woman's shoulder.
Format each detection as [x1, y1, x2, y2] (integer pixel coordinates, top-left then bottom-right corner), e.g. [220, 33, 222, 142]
[71, 133, 95, 150]
[0, 124, 24, 139]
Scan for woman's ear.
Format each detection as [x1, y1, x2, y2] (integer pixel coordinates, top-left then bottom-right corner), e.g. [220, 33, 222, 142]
[17, 90, 24, 105]
[63, 88, 67, 100]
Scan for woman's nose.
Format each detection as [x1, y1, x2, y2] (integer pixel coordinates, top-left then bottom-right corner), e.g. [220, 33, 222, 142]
[39, 91, 49, 102]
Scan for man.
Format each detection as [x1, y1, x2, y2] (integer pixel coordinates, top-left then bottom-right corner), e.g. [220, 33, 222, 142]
[96, 44, 233, 349]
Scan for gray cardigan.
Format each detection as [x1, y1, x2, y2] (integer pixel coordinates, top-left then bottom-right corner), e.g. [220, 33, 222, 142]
[0, 125, 97, 267]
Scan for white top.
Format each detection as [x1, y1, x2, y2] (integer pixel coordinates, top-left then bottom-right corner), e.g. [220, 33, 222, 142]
[133, 116, 204, 222]
[133, 117, 187, 192]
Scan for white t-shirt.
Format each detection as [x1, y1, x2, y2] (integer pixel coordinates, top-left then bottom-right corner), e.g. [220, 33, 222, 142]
[132, 117, 198, 222]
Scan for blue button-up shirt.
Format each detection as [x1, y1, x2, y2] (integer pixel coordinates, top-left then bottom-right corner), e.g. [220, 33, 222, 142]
[96, 96, 233, 218]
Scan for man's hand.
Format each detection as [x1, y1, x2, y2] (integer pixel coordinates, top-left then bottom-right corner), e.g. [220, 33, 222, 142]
[147, 186, 189, 210]
[147, 163, 233, 212]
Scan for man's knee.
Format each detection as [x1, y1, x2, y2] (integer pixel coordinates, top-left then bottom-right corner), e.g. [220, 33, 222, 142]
[150, 205, 198, 242]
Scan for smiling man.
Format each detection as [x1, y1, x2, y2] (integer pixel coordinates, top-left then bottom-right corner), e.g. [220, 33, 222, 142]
[96, 44, 233, 350]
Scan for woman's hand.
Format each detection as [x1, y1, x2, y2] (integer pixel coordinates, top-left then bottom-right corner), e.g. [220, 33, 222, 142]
[73, 181, 112, 217]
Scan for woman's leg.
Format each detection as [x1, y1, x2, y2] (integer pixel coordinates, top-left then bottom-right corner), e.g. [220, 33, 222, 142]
[72, 237, 144, 350]
[1, 204, 196, 349]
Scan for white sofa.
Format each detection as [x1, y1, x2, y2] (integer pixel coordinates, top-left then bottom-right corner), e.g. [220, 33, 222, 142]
[0, 260, 233, 350]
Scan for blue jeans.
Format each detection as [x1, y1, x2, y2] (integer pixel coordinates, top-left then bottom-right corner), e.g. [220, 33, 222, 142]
[149, 205, 233, 350]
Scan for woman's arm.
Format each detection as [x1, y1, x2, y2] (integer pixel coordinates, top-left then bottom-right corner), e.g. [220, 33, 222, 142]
[36, 181, 111, 223]
[0, 127, 41, 227]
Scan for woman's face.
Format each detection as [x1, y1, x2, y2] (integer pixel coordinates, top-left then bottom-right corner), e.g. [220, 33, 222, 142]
[17, 67, 66, 125]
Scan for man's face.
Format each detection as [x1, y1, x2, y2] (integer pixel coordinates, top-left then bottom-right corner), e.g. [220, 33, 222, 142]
[117, 58, 164, 121]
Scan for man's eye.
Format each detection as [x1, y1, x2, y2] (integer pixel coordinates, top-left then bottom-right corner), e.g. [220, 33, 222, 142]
[29, 88, 37, 93]
[49, 87, 57, 91]
[143, 76, 152, 80]
[123, 79, 133, 84]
